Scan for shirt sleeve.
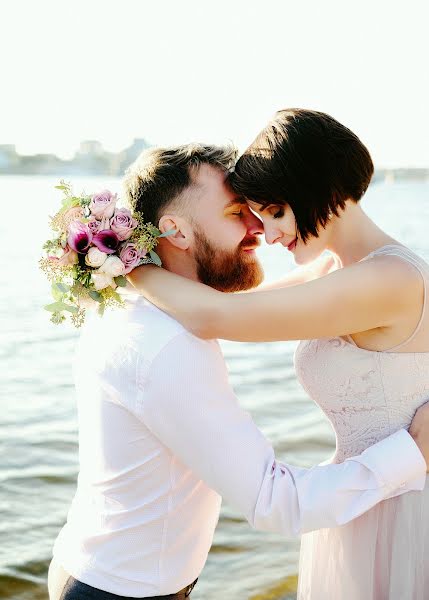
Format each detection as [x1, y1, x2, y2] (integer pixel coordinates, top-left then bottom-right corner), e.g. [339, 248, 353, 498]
[135, 332, 427, 537]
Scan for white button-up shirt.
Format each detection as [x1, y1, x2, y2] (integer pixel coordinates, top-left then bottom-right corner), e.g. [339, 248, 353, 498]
[53, 295, 426, 597]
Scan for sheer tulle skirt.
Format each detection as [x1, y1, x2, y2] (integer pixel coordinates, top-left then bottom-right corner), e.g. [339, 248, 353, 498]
[297, 480, 429, 600]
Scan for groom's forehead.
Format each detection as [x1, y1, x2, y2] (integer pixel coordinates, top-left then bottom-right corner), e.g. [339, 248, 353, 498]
[193, 164, 243, 207]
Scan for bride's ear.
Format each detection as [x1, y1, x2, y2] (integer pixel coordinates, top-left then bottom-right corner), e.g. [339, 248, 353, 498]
[158, 215, 192, 250]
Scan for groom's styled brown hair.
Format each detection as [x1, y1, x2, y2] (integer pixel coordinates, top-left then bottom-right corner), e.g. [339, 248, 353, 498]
[230, 108, 374, 242]
[124, 143, 237, 225]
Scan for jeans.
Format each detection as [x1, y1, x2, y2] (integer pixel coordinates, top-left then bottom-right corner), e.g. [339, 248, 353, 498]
[48, 559, 197, 600]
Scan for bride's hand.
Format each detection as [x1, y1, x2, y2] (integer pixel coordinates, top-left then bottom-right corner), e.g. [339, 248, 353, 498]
[409, 402, 429, 472]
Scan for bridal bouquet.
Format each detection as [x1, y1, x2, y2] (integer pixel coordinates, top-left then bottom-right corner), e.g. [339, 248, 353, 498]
[40, 181, 172, 327]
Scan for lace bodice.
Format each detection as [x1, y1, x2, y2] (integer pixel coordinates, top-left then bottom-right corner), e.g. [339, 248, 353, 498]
[294, 245, 429, 463]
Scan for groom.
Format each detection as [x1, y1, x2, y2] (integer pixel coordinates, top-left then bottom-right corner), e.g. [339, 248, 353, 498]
[49, 144, 429, 600]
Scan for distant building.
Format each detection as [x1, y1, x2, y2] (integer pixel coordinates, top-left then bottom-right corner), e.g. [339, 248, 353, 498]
[73, 140, 113, 175]
[116, 138, 150, 174]
[0, 144, 19, 171]
[19, 153, 65, 175]
[77, 140, 105, 156]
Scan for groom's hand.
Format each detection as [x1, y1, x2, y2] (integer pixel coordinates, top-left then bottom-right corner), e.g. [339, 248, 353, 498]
[409, 402, 429, 472]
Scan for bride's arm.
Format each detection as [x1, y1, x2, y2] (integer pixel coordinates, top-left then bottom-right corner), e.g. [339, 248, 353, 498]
[127, 256, 420, 342]
[253, 253, 337, 292]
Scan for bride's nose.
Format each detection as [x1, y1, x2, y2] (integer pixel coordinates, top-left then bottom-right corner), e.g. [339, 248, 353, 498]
[264, 224, 282, 245]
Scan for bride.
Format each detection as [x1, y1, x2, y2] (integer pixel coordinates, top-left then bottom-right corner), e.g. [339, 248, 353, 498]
[128, 109, 429, 599]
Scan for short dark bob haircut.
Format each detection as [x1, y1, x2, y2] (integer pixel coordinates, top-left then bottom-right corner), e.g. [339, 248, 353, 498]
[229, 108, 374, 241]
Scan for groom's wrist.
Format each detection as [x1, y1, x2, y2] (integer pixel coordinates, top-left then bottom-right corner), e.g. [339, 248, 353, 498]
[353, 429, 426, 492]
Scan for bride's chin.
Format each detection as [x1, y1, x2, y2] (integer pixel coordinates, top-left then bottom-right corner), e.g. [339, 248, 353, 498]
[282, 234, 324, 265]
[291, 246, 309, 265]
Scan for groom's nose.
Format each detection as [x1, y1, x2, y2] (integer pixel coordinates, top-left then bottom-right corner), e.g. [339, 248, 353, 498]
[242, 206, 264, 236]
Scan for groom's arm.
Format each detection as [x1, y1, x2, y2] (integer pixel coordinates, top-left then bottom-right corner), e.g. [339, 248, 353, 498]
[134, 332, 426, 537]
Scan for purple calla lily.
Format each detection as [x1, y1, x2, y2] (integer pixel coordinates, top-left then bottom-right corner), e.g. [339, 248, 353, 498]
[92, 229, 120, 254]
[67, 220, 93, 254]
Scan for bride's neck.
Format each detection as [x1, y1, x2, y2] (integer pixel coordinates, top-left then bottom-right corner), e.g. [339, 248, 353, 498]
[326, 201, 398, 267]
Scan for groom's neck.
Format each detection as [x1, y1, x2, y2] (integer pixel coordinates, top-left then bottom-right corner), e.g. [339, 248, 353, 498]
[158, 249, 200, 283]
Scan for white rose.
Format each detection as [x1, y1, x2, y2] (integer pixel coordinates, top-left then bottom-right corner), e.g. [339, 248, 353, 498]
[91, 270, 115, 291]
[99, 255, 126, 278]
[85, 247, 108, 268]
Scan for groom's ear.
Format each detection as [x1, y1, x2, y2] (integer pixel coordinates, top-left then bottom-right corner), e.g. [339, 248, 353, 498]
[158, 215, 192, 251]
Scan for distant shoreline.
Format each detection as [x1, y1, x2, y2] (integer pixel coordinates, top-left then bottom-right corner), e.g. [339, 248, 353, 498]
[372, 168, 429, 184]
[0, 168, 428, 184]
[0, 141, 428, 181]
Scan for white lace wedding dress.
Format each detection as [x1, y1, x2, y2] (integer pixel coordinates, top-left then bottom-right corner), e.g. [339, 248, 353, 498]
[294, 245, 429, 599]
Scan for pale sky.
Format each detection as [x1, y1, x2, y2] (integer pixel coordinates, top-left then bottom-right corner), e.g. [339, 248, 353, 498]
[2, 0, 428, 167]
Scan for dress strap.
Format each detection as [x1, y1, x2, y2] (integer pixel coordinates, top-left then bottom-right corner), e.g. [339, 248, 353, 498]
[363, 245, 427, 352]
[344, 334, 358, 346]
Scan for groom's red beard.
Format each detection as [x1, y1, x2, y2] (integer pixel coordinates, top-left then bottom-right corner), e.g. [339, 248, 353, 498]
[193, 228, 264, 292]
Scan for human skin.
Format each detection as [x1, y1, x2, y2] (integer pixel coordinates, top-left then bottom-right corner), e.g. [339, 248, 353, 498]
[127, 165, 429, 469]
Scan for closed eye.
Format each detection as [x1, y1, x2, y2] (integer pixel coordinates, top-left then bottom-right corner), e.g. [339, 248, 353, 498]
[225, 203, 245, 217]
[272, 208, 285, 219]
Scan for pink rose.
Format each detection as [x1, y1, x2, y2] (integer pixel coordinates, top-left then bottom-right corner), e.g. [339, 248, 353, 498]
[110, 208, 138, 241]
[87, 216, 102, 235]
[51, 244, 79, 266]
[59, 247, 79, 266]
[63, 206, 85, 228]
[119, 242, 146, 274]
[89, 190, 117, 220]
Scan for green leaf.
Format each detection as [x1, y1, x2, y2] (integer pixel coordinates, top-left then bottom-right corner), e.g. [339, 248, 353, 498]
[110, 289, 122, 303]
[89, 290, 103, 302]
[44, 301, 65, 313]
[98, 302, 105, 317]
[45, 300, 78, 314]
[51, 282, 70, 301]
[158, 228, 177, 238]
[61, 196, 80, 209]
[51, 283, 62, 301]
[149, 250, 162, 267]
[56, 282, 70, 293]
[114, 275, 127, 287]
[147, 224, 161, 236]
[62, 303, 79, 314]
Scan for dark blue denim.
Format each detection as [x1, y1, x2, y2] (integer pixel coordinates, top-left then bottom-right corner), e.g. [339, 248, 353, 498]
[59, 577, 198, 600]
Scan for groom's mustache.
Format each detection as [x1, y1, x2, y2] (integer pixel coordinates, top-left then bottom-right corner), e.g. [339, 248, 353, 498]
[240, 236, 261, 250]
